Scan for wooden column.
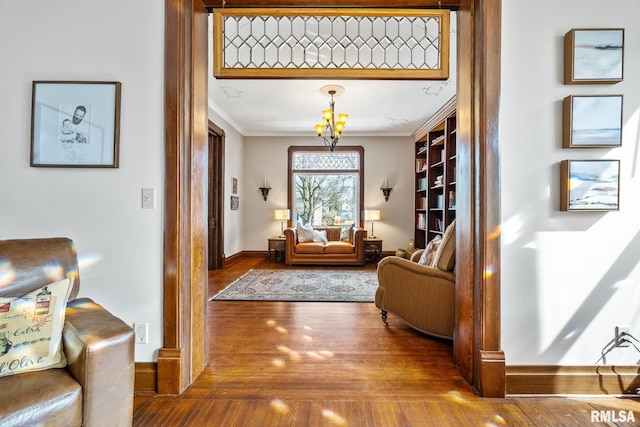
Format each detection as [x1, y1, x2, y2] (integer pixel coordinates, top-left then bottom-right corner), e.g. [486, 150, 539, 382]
[456, 0, 505, 397]
[160, 0, 208, 395]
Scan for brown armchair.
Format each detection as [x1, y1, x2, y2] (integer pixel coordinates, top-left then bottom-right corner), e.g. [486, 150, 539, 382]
[0, 238, 134, 427]
[375, 221, 456, 339]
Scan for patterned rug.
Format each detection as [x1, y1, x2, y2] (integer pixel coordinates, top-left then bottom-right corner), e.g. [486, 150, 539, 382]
[210, 269, 378, 302]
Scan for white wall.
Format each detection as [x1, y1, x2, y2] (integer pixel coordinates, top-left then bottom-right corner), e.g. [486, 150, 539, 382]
[243, 136, 415, 253]
[0, 1, 165, 362]
[501, 0, 640, 365]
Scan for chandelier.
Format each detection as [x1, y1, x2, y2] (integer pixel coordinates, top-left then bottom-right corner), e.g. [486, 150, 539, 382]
[315, 85, 348, 152]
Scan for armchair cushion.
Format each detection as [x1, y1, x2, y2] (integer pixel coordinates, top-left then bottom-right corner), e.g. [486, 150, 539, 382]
[432, 219, 456, 271]
[0, 278, 73, 377]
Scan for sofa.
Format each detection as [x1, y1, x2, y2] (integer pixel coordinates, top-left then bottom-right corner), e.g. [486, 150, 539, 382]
[375, 220, 456, 339]
[0, 238, 134, 427]
[284, 225, 366, 266]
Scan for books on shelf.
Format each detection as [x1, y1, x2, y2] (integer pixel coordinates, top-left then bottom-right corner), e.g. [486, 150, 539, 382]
[415, 158, 426, 172]
[416, 213, 426, 229]
[448, 191, 456, 208]
[417, 177, 427, 191]
[435, 218, 444, 232]
[431, 135, 445, 145]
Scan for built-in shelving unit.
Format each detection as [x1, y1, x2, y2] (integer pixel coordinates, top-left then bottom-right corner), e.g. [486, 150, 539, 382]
[412, 96, 456, 249]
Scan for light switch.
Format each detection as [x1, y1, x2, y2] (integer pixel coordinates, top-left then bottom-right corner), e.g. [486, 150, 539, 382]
[142, 188, 155, 209]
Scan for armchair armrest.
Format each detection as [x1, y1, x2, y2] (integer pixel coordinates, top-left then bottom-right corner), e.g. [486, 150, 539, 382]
[63, 298, 134, 426]
[410, 249, 425, 263]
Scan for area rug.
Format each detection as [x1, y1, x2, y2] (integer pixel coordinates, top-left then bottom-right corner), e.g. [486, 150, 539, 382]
[209, 269, 378, 302]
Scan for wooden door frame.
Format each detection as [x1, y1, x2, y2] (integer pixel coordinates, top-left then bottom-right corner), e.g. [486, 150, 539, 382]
[161, 0, 504, 397]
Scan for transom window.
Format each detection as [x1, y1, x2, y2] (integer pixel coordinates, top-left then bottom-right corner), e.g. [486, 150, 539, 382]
[288, 146, 364, 228]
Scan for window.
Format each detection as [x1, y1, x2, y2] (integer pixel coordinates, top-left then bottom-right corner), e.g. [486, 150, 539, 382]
[288, 146, 364, 228]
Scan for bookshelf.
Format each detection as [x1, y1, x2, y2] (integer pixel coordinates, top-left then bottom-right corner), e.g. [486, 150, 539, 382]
[412, 96, 456, 248]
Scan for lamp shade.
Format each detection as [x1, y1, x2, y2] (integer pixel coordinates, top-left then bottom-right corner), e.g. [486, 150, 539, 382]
[274, 209, 290, 220]
[364, 210, 380, 221]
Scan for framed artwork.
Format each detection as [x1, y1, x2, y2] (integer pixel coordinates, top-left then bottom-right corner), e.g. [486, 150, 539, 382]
[560, 160, 620, 211]
[30, 81, 121, 167]
[564, 28, 624, 84]
[232, 177, 238, 194]
[562, 95, 623, 148]
[230, 195, 239, 210]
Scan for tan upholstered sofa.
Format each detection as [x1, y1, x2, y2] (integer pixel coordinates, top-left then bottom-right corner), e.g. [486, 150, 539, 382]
[0, 238, 134, 427]
[375, 220, 456, 339]
[284, 226, 366, 266]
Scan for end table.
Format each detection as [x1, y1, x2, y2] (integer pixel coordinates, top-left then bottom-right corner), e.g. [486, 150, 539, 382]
[268, 236, 286, 262]
[363, 238, 383, 263]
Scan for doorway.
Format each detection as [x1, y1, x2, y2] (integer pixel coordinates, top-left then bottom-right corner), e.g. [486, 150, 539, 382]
[208, 121, 225, 270]
[161, 0, 503, 397]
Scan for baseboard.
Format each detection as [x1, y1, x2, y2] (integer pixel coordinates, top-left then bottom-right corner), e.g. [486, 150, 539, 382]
[506, 365, 640, 396]
[135, 362, 157, 394]
[225, 250, 389, 266]
[223, 251, 245, 267]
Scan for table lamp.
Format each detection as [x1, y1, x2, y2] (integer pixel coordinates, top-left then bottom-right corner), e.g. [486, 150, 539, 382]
[364, 209, 380, 238]
[274, 209, 290, 237]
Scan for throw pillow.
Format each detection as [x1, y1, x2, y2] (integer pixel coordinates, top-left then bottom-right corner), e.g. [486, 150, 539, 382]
[296, 221, 315, 243]
[312, 229, 328, 244]
[417, 235, 442, 266]
[340, 225, 354, 242]
[0, 278, 73, 378]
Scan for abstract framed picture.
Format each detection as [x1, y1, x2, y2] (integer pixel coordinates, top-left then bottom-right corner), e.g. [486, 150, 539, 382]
[560, 160, 619, 211]
[562, 95, 623, 148]
[30, 81, 121, 167]
[564, 28, 624, 84]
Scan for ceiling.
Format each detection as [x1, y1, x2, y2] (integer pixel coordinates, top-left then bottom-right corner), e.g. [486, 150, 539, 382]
[206, 13, 457, 138]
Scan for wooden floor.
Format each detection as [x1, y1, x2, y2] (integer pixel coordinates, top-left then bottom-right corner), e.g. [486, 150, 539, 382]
[133, 257, 640, 426]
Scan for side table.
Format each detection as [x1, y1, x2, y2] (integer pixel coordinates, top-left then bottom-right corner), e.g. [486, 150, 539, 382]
[268, 236, 286, 262]
[363, 238, 383, 263]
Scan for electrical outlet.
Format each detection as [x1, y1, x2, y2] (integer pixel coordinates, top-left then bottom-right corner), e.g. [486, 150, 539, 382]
[134, 323, 149, 344]
[615, 325, 630, 347]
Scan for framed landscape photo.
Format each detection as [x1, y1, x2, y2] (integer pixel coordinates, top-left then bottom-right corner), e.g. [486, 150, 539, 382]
[560, 160, 620, 211]
[30, 81, 121, 167]
[564, 28, 624, 84]
[562, 95, 623, 148]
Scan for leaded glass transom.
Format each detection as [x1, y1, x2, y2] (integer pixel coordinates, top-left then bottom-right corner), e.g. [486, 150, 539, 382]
[293, 152, 359, 170]
[213, 9, 450, 79]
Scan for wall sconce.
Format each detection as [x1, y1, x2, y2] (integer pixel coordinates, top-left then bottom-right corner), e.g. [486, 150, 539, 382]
[364, 209, 380, 238]
[381, 178, 392, 201]
[259, 178, 271, 201]
[381, 186, 392, 202]
[274, 209, 290, 237]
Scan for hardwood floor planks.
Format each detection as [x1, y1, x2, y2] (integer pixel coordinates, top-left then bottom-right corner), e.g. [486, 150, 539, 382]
[133, 257, 640, 426]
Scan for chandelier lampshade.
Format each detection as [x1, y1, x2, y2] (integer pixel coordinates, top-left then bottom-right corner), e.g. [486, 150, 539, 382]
[315, 85, 348, 152]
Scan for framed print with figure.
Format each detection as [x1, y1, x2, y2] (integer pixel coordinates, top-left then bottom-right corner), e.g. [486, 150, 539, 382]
[30, 81, 121, 167]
